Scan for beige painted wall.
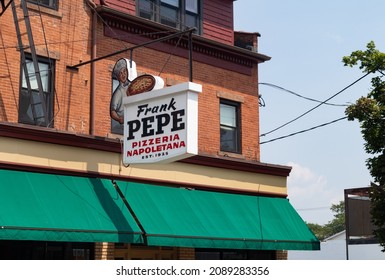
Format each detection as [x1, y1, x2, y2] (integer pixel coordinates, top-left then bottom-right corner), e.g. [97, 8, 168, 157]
[0, 136, 287, 195]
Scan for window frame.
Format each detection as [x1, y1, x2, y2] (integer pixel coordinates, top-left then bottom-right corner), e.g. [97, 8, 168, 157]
[18, 54, 55, 127]
[27, 0, 59, 10]
[137, 0, 201, 34]
[220, 99, 241, 154]
[159, 0, 180, 29]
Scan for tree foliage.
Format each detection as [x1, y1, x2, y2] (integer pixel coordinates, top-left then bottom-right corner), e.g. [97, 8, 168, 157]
[307, 201, 345, 241]
[342, 41, 385, 251]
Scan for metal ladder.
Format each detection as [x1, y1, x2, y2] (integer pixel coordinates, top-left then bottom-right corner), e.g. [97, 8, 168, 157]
[11, 0, 49, 126]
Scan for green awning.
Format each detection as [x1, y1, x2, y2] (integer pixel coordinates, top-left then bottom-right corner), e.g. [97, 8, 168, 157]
[0, 169, 319, 250]
[0, 169, 143, 243]
[117, 181, 320, 251]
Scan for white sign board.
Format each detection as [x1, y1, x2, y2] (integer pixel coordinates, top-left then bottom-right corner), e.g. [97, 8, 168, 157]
[123, 82, 201, 164]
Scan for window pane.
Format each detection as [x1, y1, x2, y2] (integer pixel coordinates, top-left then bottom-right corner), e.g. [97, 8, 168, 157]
[40, 67, 50, 92]
[19, 56, 54, 127]
[160, 4, 179, 28]
[186, 0, 198, 13]
[195, 251, 220, 260]
[161, 0, 179, 7]
[27, 0, 58, 10]
[220, 126, 237, 152]
[22, 60, 49, 92]
[137, 0, 201, 34]
[222, 252, 247, 260]
[18, 89, 48, 126]
[220, 104, 236, 127]
[185, 13, 198, 30]
[138, 0, 154, 20]
[220, 101, 240, 153]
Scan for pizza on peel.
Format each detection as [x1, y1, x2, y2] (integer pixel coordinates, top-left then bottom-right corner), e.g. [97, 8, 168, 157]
[127, 74, 156, 96]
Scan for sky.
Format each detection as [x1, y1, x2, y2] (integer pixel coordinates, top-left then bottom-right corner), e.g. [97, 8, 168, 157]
[234, 0, 385, 225]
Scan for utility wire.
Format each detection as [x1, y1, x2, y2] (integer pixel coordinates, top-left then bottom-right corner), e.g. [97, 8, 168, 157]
[86, 1, 176, 54]
[158, 32, 184, 76]
[260, 116, 348, 144]
[260, 72, 370, 137]
[259, 82, 348, 106]
[86, 1, 188, 75]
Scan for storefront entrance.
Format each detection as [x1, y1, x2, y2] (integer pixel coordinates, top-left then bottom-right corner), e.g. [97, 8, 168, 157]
[0, 241, 94, 260]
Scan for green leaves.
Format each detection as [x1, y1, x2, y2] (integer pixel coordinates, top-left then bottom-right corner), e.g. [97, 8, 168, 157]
[369, 183, 385, 251]
[342, 41, 385, 73]
[344, 41, 385, 251]
[306, 201, 345, 241]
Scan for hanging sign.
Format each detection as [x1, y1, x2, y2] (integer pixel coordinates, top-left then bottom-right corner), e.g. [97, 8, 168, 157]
[123, 82, 201, 164]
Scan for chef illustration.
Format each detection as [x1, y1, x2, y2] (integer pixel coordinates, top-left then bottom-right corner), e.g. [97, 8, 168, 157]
[110, 58, 137, 134]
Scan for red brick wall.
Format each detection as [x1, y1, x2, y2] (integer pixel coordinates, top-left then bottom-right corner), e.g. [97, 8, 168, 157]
[93, 26, 260, 160]
[177, 247, 195, 260]
[276, 250, 288, 260]
[0, 1, 261, 161]
[0, 1, 93, 132]
[95, 242, 115, 260]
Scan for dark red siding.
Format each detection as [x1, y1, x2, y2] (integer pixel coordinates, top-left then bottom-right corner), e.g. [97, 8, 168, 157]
[101, 0, 235, 45]
[202, 0, 234, 45]
[103, 0, 136, 15]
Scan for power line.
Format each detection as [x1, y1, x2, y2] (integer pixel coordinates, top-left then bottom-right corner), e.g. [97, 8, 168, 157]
[260, 116, 348, 144]
[259, 82, 348, 106]
[260, 72, 370, 137]
[82, 1, 191, 75]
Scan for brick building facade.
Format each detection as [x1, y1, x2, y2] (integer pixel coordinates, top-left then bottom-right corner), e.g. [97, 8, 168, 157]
[0, 0, 319, 260]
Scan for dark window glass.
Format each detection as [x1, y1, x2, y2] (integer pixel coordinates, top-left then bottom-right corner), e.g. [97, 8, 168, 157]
[185, 12, 198, 30]
[27, 0, 59, 10]
[137, 0, 201, 34]
[138, 0, 155, 20]
[195, 249, 276, 260]
[160, 1, 179, 28]
[185, 0, 198, 31]
[19, 55, 55, 127]
[0, 241, 94, 260]
[220, 100, 241, 153]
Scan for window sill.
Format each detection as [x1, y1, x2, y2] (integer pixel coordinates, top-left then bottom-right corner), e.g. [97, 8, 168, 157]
[27, 2, 63, 19]
[218, 151, 245, 160]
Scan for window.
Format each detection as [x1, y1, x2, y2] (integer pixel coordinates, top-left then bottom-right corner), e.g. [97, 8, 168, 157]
[220, 100, 241, 154]
[160, 0, 179, 28]
[137, 0, 201, 34]
[19, 55, 55, 127]
[27, 0, 58, 10]
[0, 241, 94, 260]
[195, 249, 276, 260]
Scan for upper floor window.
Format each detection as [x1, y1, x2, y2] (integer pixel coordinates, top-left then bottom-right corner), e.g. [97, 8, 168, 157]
[19, 55, 55, 127]
[27, 0, 58, 10]
[220, 100, 241, 154]
[137, 0, 201, 34]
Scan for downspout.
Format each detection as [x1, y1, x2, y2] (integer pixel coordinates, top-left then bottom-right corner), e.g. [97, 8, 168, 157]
[86, 0, 97, 135]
